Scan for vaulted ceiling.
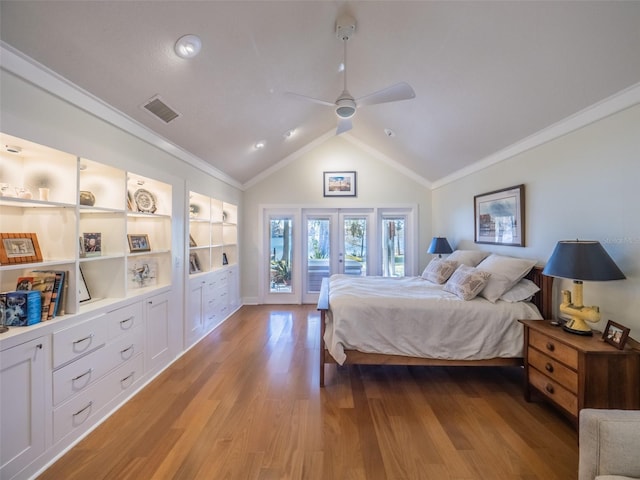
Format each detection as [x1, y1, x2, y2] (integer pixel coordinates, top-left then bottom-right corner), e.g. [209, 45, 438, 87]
[1, 1, 639, 187]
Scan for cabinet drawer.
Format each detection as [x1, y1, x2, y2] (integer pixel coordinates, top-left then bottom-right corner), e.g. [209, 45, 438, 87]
[528, 347, 578, 394]
[104, 326, 144, 369]
[52, 327, 143, 406]
[107, 302, 143, 340]
[529, 367, 578, 416]
[53, 346, 107, 406]
[529, 330, 578, 369]
[53, 353, 143, 443]
[53, 314, 108, 368]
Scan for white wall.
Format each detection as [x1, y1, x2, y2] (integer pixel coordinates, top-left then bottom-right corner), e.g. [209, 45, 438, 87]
[432, 104, 640, 334]
[242, 135, 433, 303]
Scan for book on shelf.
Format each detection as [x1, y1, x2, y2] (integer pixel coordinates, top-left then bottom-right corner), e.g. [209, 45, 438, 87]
[29, 274, 56, 322]
[1, 290, 42, 326]
[30, 270, 67, 319]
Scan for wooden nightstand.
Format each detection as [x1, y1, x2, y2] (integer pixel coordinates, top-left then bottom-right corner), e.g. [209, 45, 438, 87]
[519, 319, 640, 426]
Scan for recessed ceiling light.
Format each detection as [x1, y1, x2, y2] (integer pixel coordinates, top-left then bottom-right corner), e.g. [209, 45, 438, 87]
[338, 62, 345, 73]
[384, 128, 396, 137]
[254, 141, 266, 150]
[283, 129, 296, 139]
[174, 34, 202, 59]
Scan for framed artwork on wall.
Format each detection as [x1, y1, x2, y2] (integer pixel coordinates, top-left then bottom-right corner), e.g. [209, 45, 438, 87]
[474, 184, 525, 246]
[323, 171, 357, 197]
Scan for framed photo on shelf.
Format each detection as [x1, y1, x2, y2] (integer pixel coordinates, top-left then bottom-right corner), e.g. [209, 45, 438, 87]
[127, 234, 151, 253]
[474, 184, 525, 246]
[222, 252, 229, 265]
[189, 234, 197, 247]
[0, 233, 43, 265]
[78, 267, 91, 303]
[602, 320, 630, 350]
[189, 252, 201, 274]
[83, 232, 102, 257]
[323, 171, 357, 197]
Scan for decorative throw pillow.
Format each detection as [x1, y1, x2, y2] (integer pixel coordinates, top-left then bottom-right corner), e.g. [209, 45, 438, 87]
[500, 279, 540, 303]
[421, 258, 459, 284]
[447, 249, 490, 267]
[476, 254, 537, 303]
[443, 264, 491, 301]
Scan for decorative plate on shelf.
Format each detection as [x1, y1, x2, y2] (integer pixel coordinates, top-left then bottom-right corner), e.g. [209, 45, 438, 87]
[133, 188, 157, 213]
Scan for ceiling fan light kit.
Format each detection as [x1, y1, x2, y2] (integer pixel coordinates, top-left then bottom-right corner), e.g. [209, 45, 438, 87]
[287, 14, 415, 135]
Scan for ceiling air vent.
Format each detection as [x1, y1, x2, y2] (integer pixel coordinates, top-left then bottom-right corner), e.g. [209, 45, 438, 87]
[141, 95, 181, 123]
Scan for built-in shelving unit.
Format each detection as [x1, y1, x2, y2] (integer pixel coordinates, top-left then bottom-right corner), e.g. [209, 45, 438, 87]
[187, 190, 237, 274]
[0, 132, 173, 317]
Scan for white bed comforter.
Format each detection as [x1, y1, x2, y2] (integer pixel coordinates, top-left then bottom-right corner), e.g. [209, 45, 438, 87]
[324, 275, 542, 365]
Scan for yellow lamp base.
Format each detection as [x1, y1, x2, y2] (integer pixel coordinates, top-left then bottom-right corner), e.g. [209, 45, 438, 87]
[562, 317, 593, 336]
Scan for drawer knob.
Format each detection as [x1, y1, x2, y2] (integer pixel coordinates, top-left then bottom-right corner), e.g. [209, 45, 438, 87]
[545, 342, 555, 352]
[545, 363, 554, 373]
[545, 384, 555, 394]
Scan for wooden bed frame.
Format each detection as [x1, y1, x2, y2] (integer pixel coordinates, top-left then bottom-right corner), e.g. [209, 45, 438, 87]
[317, 266, 554, 386]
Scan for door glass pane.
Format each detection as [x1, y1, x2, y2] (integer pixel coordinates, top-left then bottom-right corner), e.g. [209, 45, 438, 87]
[269, 218, 292, 293]
[382, 217, 405, 277]
[343, 217, 366, 276]
[307, 218, 330, 293]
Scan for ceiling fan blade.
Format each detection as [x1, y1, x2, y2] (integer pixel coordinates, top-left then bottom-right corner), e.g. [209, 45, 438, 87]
[336, 117, 352, 135]
[284, 91, 336, 107]
[355, 82, 416, 107]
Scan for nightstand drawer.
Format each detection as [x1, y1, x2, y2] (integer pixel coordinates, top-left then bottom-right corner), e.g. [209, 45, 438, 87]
[529, 367, 578, 416]
[529, 330, 578, 369]
[528, 347, 578, 393]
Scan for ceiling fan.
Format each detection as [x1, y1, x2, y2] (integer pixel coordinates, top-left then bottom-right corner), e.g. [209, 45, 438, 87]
[287, 14, 416, 135]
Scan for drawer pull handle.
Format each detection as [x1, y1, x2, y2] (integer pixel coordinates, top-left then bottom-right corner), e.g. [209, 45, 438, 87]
[73, 333, 94, 345]
[72, 401, 93, 417]
[121, 372, 135, 384]
[545, 384, 555, 394]
[120, 317, 134, 327]
[121, 345, 134, 354]
[36, 343, 43, 350]
[72, 368, 93, 382]
[545, 342, 555, 352]
[545, 363, 554, 373]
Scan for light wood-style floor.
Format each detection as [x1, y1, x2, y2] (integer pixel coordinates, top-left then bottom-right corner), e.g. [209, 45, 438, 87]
[39, 305, 578, 480]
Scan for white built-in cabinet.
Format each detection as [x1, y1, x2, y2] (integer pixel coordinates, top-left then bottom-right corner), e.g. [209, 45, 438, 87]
[0, 133, 242, 480]
[185, 190, 240, 348]
[0, 337, 47, 480]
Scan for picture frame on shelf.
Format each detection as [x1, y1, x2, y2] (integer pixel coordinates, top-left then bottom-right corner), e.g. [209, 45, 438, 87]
[0, 233, 43, 265]
[79, 236, 86, 258]
[127, 234, 151, 253]
[83, 232, 102, 257]
[189, 234, 197, 247]
[129, 260, 157, 288]
[78, 267, 91, 303]
[222, 252, 229, 265]
[189, 253, 201, 274]
[474, 184, 525, 247]
[602, 320, 630, 350]
[323, 171, 357, 197]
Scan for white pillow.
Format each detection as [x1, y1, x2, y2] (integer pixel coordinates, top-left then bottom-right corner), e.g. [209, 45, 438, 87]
[476, 254, 537, 303]
[500, 279, 540, 303]
[421, 258, 459, 284]
[443, 264, 491, 301]
[447, 249, 490, 267]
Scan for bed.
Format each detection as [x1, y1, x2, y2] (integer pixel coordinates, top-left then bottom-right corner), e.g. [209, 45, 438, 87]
[317, 255, 553, 386]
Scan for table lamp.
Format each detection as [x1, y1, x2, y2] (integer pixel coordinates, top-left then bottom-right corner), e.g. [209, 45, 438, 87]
[542, 240, 625, 335]
[427, 237, 453, 258]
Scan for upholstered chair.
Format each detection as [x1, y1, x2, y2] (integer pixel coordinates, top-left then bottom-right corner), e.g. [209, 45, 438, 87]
[579, 409, 640, 480]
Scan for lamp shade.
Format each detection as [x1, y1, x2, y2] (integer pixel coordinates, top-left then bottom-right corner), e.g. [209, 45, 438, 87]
[542, 240, 625, 281]
[427, 237, 453, 255]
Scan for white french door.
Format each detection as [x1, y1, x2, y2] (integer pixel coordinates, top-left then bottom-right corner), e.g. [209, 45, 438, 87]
[261, 206, 415, 304]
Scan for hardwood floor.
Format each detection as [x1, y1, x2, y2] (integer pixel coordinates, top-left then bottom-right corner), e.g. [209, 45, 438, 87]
[39, 305, 578, 480]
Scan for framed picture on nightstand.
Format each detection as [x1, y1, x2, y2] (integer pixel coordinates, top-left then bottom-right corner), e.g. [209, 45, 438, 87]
[602, 320, 630, 350]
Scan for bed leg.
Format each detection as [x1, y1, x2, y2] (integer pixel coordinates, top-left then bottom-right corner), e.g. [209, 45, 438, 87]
[320, 309, 326, 387]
